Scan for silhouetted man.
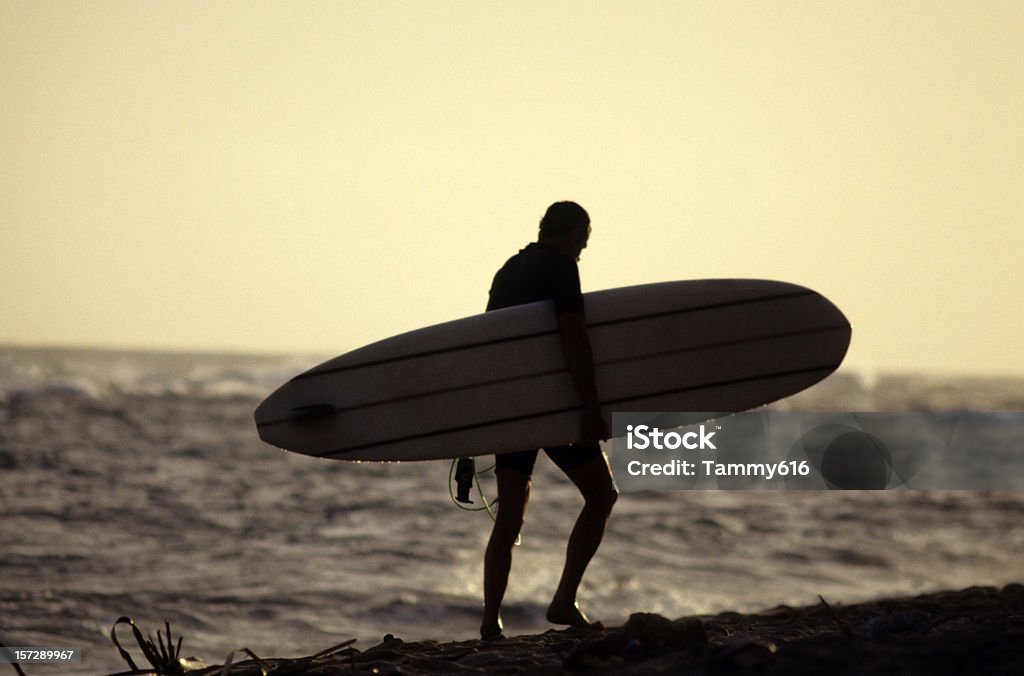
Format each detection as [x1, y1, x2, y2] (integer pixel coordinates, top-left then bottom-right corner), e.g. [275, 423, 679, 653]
[480, 201, 617, 640]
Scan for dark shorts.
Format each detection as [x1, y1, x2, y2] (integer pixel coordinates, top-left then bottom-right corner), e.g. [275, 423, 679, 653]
[495, 444, 603, 476]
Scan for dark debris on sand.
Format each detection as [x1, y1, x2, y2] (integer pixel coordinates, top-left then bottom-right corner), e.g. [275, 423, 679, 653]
[114, 584, 1024, 675]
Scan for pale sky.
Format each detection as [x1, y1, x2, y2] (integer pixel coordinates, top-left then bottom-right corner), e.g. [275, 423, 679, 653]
[2, 1, 1021, 376]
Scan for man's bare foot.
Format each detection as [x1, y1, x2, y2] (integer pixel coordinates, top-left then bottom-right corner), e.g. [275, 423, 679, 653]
[480, 617, 504, 641]
[546, 599, 592, 627]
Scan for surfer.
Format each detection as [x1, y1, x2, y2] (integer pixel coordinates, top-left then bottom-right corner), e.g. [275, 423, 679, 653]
[480, 201, 617, 641]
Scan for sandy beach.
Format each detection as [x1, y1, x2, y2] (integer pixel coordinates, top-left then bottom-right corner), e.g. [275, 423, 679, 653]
[96, 584, 1023, 675]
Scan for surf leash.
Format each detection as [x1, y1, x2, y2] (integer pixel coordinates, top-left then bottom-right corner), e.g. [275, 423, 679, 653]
[449, 458, 523, 546]
[449, 458, 498, 519]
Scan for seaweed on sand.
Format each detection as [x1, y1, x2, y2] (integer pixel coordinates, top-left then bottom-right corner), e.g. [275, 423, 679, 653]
[105, 617, 359, 676]
[108, 617, 206, 675]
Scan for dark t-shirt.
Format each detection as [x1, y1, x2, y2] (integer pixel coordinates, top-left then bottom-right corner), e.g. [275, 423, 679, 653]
[486, 242, 584, 315]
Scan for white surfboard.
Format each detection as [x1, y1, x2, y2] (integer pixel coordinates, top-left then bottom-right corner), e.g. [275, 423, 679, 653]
[254, 279, 851, 461]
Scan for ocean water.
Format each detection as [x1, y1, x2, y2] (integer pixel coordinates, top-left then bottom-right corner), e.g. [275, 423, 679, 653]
[2, 346, 1023, 674]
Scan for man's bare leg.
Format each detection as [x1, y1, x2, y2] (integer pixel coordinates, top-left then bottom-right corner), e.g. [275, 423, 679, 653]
[480, 468, 531, 640]
[547, 452, 617, 627]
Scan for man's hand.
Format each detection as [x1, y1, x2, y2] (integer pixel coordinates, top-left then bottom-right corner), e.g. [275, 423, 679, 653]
[581, 405, 609, 445]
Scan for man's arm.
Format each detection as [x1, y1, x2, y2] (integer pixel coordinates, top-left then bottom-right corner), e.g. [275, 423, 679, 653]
[556, 312, 609, 444]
